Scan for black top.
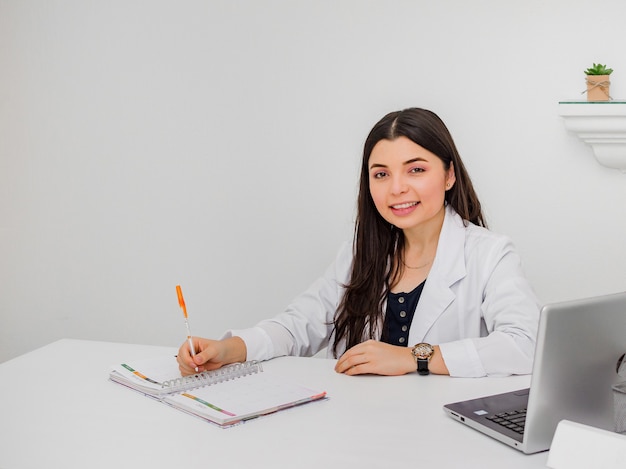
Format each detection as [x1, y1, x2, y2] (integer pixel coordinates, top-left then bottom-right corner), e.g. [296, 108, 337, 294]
[381, 280, 426, 346]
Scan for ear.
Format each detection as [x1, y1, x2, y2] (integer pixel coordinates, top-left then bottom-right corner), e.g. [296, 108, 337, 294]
[445, 162, 456, 190]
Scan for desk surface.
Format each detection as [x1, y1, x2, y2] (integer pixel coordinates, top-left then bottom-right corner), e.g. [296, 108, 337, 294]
[0, 339, 548, 469]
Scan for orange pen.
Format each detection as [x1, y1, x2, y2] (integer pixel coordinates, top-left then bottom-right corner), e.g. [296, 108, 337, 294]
[176, 285, 198, 372]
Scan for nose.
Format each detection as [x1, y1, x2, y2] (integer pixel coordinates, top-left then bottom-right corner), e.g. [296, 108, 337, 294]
[390, 174, 408, 195]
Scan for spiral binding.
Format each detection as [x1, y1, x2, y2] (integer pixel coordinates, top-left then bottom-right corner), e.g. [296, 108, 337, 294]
[161, 361, 263, 393]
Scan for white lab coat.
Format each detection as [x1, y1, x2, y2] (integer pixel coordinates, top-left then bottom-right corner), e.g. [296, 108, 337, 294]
[225, 206, 541, 377]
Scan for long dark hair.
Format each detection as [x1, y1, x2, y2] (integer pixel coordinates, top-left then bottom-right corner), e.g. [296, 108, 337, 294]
[332, 108, 485, 356]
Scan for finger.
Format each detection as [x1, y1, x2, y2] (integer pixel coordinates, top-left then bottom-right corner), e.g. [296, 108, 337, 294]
[335, 352, 365, 373]
[177, 343, 199, 374]
[334, 354, 352, 373]
[343, 363, 365, 375]
[178, 358, 197, 376]
[192, 342, 223, 370]
[340, 359, 371, 375]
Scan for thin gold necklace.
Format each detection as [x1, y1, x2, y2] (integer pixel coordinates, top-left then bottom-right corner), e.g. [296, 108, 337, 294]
[401, 258, 432, 270]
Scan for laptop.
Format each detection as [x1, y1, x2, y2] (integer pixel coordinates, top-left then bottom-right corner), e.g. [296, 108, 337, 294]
[443, 291, 626, 454]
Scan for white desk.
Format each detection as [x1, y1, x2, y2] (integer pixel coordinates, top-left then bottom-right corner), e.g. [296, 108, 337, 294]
[0, 339, 548, 469]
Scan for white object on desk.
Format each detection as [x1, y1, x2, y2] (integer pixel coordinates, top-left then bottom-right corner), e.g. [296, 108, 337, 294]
[547, 420, 626, 469]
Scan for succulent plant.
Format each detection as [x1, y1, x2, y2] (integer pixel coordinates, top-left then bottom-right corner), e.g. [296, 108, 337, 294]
[584, 63, 613, 75]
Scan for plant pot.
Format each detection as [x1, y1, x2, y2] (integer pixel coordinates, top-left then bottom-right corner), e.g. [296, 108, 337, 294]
[585, 74, 611, 101]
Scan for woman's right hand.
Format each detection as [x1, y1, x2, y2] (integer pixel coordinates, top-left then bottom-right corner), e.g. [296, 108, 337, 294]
[177, 336, 247, 376]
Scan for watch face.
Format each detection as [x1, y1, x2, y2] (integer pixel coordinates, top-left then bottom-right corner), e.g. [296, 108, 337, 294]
[412, 343, 434, 359]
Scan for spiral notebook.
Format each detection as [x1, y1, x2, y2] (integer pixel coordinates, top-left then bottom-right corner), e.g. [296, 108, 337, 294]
[109, 357, 327, 427]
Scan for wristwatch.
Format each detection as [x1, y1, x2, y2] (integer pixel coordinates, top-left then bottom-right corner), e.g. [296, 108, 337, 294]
[411, 343, 434, 375]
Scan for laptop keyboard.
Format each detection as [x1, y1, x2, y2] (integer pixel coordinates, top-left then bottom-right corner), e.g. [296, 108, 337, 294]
[486, 409, 526, 434]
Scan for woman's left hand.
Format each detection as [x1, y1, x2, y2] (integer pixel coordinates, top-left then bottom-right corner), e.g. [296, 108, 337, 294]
[334, 339, 416, 376]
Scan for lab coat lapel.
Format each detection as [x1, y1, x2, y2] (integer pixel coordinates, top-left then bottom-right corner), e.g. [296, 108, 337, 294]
[408, 207, 467, 344]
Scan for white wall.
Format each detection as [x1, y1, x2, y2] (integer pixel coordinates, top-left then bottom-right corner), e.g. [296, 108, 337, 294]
[1, 0, 625, 362]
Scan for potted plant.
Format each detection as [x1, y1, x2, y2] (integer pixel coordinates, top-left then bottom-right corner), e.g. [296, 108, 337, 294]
[584, 63, 613, 101]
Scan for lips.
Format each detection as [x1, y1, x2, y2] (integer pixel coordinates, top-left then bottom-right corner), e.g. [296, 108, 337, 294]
[389, 201, 420, 217]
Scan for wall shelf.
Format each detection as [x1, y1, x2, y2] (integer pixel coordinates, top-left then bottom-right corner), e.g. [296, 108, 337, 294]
[558, 101, 626, 172]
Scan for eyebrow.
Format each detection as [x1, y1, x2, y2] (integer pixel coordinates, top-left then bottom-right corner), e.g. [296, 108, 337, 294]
[369, 157, 427, 169]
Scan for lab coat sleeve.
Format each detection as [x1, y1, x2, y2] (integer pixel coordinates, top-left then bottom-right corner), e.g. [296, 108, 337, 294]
[222, 242, 352, 361]
[439, 236, 541, 377]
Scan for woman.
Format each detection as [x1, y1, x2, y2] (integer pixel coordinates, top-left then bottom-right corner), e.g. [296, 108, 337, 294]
[178, 108, 540, 378]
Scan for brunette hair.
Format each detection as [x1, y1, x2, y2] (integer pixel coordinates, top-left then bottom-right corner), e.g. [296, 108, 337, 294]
[331, 108, 485, 356]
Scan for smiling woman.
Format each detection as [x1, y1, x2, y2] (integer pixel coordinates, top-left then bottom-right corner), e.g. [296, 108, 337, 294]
[176, 108, 541, 380]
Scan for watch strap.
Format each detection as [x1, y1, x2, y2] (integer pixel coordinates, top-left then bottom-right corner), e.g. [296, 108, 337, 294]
[417, 358, 430, 375]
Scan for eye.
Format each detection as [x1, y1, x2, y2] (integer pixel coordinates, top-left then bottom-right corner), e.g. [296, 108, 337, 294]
[371, 170, 388, 179]
[409, 166, 425, 174]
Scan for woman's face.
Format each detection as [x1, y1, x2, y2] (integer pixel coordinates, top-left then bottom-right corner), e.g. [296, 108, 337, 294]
[368, 136, 455, 234]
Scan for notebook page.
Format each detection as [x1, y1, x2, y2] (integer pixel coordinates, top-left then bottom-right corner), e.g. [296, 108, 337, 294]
[162, 372, 326, 425]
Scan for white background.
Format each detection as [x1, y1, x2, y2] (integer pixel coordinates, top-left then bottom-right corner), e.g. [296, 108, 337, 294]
[1, 0, 625, 362]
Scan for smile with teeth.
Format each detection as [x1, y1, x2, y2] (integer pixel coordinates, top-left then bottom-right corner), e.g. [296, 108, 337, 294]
[391, 201, 419, 209]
